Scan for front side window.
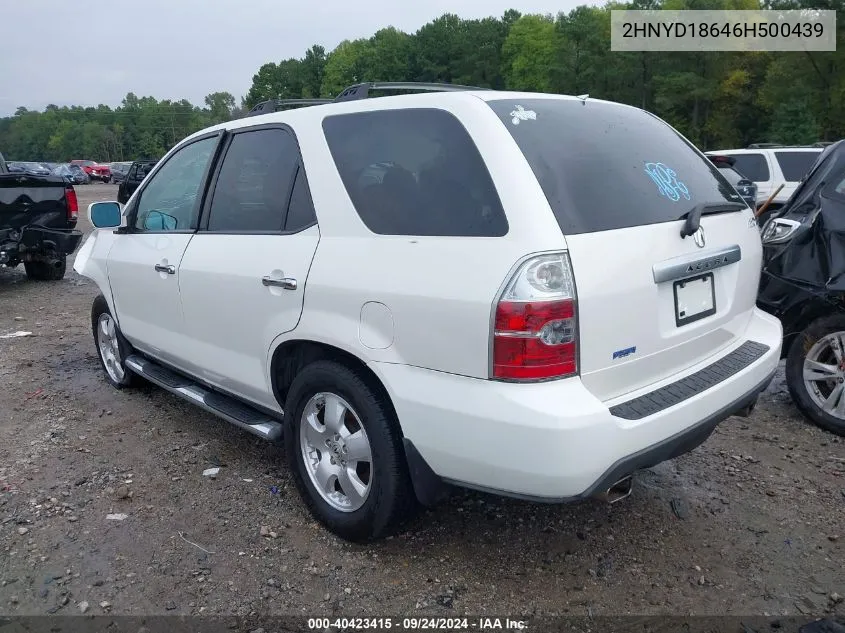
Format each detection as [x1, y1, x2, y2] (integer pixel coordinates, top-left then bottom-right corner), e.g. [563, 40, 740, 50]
[206, 128, 299, 232]
[133, 136, 217, 232]
[322, 109, 508, 237]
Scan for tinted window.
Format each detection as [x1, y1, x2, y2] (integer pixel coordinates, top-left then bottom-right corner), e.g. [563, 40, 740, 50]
[207, 128, 298, 232]
[285, 166, 317, 231]
[487, 99, 742, 235]
[775, 151, 821, 182]
[730, 154, 770, 182]
[322, 109, 508, 237]
[133, 135, 217, 232]
[717, 166, 743, 185]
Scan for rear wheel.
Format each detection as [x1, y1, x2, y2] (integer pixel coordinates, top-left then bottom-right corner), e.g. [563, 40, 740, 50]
[283, 361, 417, 542]
[24, 256, 66, 281]
[91, 295, 140, 389]
[785, 314, 845, 437]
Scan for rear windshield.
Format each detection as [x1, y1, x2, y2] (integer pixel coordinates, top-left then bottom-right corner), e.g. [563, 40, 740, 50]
[730, 154, 769, 182]
[775, 150, 821, 182]
[487, 99, 742, 235]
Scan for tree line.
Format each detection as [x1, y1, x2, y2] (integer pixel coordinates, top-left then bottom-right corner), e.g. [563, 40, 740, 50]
[1, 0, 842, 163]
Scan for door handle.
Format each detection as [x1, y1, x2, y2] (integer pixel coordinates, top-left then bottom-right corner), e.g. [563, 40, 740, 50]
[154, 264, 176, 274]
[262, 276, 297, 290]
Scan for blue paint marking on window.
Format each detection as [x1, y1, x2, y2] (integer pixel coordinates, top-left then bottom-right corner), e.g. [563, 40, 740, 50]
[612, 346, 637, 360]
[644, 162, 690, 202]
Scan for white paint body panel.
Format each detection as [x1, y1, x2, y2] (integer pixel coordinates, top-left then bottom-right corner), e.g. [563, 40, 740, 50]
[74, 90, 784, 499]
[176, 228, 320, 410]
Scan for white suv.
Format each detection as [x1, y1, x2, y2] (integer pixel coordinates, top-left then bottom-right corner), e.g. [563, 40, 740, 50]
[74, 84, 782, 542]
[704, 146, 823, 213]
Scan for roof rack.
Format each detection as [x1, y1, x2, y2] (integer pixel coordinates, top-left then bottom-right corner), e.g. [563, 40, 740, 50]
[245, 98, 334, 118]
[746, 143, 785, 149]
[244, 82, 489, 118]
[333, 81, 488, 103]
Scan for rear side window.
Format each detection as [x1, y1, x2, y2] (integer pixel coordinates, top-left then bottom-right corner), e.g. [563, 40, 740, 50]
[322, 109, 508, 237]
[207, 128, 299, 232]
[487, 99, 742, 235]
[775, 151, 821, 182]
[730, 154, 770, 182]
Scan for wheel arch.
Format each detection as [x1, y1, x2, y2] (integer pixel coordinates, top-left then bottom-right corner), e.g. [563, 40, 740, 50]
[270, 338, 397, 423]
[270, 337, 449, 507]
[781, 298, 841, 359]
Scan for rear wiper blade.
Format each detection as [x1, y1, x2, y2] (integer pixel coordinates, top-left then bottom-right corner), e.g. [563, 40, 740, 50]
[679, 202, 746, 239]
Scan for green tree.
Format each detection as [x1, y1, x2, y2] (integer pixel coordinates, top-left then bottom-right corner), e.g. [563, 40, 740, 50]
[501, 15, 557, 92]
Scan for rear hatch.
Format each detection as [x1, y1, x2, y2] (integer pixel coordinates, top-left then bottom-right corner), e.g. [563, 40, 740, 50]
[488, 98, 764, 402]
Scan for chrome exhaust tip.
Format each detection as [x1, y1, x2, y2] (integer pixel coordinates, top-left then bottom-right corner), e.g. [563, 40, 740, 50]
[594, 475, 634, 504]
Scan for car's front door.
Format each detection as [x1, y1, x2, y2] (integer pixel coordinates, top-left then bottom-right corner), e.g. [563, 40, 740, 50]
[107, 132, 222, 366]
[177, 125, 320, 410]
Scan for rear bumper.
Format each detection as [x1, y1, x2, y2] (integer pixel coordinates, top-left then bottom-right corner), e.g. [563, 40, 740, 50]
[0, 226, 83, 263]
[375, 307, 782, 501]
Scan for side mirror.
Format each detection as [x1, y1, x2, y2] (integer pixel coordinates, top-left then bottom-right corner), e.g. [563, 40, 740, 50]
[89, 201, 122, 228]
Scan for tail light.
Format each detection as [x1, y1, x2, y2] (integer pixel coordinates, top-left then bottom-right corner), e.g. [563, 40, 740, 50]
[492, 253, 578, 381]
[65, 186, 79, 221]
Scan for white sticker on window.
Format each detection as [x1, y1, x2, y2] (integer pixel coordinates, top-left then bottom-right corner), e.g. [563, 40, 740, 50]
[510, 105, 537, 125]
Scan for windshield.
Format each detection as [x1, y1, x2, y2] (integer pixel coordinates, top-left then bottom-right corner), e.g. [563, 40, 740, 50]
[487, 98, 741, 234]
[717, 166, 743, 185]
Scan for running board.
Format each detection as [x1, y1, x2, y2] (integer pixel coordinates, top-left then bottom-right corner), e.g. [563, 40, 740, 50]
[124, 355, 283, 442]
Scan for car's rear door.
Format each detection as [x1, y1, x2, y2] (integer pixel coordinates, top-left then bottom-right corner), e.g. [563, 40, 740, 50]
[176, 124, 320, 410]
[107, 132, 222, 365]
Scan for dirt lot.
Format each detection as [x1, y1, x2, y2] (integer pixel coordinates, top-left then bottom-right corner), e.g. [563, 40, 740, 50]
[0, 183, 843, 618]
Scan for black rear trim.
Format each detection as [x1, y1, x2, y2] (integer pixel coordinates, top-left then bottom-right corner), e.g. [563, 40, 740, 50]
[436, 368, 775, 503]
[609, 340, 770, 420]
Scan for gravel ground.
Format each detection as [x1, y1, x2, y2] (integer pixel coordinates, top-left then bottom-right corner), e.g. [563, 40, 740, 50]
[0, 184, 843, 618]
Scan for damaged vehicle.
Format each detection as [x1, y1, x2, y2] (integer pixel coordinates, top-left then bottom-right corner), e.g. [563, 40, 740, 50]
[758, 140, 845, 436]
[0, 149, 83, 280]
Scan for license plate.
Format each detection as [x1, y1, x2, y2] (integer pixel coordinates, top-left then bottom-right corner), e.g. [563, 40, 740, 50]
[674, 273, 716, 326]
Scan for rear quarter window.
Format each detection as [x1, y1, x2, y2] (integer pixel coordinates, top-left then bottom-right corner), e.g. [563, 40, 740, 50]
[487, 99, 742, 235]
[321, 109, 508, 237]
[775, 151, 822, 182]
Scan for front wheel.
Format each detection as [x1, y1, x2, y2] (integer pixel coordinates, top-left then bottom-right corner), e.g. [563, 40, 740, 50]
[785, 314, 845, 437]
[91, 295, 140, 389]
[284, 361, 417, 542]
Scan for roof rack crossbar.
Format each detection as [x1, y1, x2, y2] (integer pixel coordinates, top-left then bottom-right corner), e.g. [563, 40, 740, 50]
[246, 98, 333, 117]
[333, 81, 489, 103]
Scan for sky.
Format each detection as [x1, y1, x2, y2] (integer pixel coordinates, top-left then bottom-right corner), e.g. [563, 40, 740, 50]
[0, 0, 600, 117]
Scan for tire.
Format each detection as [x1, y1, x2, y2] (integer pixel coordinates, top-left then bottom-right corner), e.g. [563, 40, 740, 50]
[91, 295, 140, 389]
[24, 257, 66, 281]
[785, 314, 845, 437]
[283, 361, 417, 542]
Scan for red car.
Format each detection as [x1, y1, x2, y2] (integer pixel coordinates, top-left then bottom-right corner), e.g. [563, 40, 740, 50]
[70, 159, 112, 183]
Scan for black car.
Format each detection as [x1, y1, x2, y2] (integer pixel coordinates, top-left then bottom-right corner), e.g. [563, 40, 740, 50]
[117, 159, 158, 204]
[1, 149, 83, 280]
[757, 139, 845, 437]
[707, 155, 758, 210]
[110, 162, 132, 184]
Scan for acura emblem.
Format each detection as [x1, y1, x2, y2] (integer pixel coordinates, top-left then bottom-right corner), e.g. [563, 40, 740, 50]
[693, 227, 706, 248]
